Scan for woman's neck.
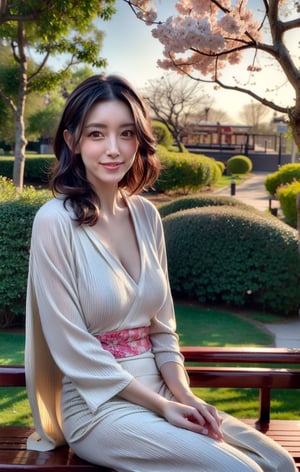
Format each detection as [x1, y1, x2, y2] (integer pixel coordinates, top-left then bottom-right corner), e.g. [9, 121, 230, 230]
[96, 186, 126, 218]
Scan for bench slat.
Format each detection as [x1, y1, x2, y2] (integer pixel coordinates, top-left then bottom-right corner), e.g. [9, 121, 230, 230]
[244, 420, 300, 468]
[0, 427, 113, 471]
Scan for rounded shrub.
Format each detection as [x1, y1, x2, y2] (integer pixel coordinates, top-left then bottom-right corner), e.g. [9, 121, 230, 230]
[265, 163, 300, 196]
[227, 155, 253, 174]
[0, 186, 51, 327]
[152, 121, 173, 149]
[277, 180, 300, 227]
[158, 194, 256, 218]
[157, 148, 221, 194]
[215, 160, 225, 175]
[163, 206, 300, 315]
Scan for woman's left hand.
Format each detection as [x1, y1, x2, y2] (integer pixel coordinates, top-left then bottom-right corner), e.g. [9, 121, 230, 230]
[182, 394, 224, 440]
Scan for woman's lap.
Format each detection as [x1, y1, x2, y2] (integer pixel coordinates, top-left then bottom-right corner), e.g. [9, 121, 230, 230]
[62, 354, 296, 472]
[67, 403, 296, 472]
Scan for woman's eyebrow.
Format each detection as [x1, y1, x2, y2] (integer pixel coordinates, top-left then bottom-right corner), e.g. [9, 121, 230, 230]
[85, 123, 106, 129]
[85, 122, 135, 128]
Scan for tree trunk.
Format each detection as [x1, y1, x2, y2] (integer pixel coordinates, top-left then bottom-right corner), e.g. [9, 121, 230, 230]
[13, 109, 27, 190]
[13, 21, 28, 191]
[288, 108, 300, 150]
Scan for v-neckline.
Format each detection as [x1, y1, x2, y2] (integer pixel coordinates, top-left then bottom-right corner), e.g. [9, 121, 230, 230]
[84, 194, 143, 287]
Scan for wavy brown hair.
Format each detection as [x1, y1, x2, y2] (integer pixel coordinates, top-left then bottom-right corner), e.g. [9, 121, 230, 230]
[51, 74, 161, 225]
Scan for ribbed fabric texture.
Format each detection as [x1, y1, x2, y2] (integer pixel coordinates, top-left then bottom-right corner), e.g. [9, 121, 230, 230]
[25, 194, 297, 471]
[25, 194, 184, 450]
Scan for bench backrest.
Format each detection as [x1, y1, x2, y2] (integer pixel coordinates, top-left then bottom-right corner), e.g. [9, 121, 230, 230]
[1, 347, 300, 430]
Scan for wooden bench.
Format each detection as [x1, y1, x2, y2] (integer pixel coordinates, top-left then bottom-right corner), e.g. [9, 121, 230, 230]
[1, 346, 300, 471]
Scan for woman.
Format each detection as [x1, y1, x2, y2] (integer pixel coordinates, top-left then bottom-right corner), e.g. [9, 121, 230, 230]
[25, 75, 296, 472]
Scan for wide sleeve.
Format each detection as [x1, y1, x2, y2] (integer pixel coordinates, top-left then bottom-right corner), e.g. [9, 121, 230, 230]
[25, 200, 133, 448]
[141, 200, 185, 370]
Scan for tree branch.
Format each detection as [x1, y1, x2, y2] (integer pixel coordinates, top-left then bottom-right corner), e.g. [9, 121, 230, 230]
[0, 87, 16, 112]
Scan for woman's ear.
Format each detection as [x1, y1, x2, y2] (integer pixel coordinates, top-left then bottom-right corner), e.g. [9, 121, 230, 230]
[63, 129, 80, 153]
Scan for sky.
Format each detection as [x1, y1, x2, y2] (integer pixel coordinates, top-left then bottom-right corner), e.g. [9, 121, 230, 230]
[99, 0, 297, 123]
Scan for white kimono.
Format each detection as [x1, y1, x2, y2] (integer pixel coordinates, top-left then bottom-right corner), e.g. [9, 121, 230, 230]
[25, 194, 296, 472]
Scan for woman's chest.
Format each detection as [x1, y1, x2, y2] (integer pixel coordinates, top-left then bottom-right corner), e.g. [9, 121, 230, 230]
[73, 233, 167, 331]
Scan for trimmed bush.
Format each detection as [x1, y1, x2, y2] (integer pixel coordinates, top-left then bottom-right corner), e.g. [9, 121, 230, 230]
[158, 194, 256, 218]
[216, 160, 225, 174]
[157, 147, 221, 194]
[0, 155, 55, 183]
[265, 163, 300, 196]
[152, 121, 173, 149]
[227, 155, 253, 174]
[0, 186, 51, 328]
[163, 206, 300, 315]
[277, 180, 300, 227]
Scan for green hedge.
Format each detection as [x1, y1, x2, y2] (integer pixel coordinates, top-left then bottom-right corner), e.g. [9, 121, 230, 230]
[0, 184, 51, 328]
[158, 194, 256, 218]
[0, 155, 54, 182]
[157, 146, 221, 194]
[163, 206, 300, 315]
[265, 163, 300, 195]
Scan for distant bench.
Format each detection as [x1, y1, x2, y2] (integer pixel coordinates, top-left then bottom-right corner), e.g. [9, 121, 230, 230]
[1, 346, 300, 471]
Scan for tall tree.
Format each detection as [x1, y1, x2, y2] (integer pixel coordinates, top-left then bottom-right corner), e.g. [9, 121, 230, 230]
[143, 74, 208, 151]
[125, 1, 300, 148]
[239, 102, 272, 132]
[0, 0, 116, 190]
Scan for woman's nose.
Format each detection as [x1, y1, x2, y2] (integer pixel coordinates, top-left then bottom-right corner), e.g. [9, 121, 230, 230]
[106, 136, 120, 157]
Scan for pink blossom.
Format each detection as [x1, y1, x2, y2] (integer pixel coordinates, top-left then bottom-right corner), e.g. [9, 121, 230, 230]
[218, 14, 241, 35]
[127, 0, 264, 80]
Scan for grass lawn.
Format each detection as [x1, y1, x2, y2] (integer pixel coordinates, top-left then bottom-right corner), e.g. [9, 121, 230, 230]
[175, 304, 275, 346]
[0, 305, 298, 425]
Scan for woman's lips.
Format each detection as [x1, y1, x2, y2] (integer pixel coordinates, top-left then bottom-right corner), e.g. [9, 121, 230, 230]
[100, 162, 123, 171]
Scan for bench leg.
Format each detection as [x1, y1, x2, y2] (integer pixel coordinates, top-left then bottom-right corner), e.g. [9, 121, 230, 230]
[256, 387, 271, 432]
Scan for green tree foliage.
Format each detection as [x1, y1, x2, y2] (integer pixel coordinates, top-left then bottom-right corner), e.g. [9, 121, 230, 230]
[0, 0, 116, 190]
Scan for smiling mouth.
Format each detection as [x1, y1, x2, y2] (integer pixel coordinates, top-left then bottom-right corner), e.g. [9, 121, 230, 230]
[101, 162, 123, 169]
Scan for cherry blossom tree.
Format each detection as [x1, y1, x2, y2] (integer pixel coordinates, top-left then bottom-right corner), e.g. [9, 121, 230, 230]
[124, 0, 300, 148]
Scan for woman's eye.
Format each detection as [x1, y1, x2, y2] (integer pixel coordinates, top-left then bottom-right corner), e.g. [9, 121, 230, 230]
[122, 129, 136, 138]
[88, 130, 103, 138]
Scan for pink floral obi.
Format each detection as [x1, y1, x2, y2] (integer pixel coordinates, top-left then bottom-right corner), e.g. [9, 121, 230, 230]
[94, 327, 152, 359]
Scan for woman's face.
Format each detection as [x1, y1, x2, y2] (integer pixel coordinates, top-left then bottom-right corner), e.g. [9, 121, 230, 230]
[70, 99, 139, 190]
